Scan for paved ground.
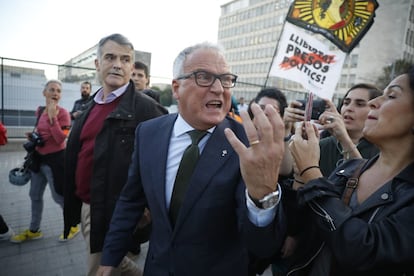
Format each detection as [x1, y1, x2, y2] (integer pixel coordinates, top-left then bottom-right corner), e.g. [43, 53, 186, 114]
[0, 139, 272, 276]
[0, 140, 147, 276]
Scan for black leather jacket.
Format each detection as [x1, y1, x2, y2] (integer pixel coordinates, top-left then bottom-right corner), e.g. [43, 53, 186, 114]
[63, 81, 168, 253]
[287, 157, 414, 276]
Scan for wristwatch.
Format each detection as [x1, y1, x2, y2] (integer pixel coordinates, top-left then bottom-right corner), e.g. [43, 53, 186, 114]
[284, 133, 293, 142]
[251, 189, 280, 209]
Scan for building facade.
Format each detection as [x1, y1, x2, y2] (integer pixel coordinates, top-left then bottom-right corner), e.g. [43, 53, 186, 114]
[218, 0, 414, 103]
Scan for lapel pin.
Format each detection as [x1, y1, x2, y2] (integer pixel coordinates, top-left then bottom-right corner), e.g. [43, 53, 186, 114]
[221, 150, 227, 157]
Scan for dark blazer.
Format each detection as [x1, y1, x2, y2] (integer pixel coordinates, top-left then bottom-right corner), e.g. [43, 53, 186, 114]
[63, 81, 168, 253]
[101, 114, 286, 276]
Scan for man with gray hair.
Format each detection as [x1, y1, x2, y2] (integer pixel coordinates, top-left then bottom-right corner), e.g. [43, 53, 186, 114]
[63, 33, 168, 275]
[98, 42, 286, 275]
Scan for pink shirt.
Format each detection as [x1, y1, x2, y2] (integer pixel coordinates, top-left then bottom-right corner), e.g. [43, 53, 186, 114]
[35, 106, 71, 155]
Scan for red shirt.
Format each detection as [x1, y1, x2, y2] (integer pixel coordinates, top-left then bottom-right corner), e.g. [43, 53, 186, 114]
[75, 98, 120, 203]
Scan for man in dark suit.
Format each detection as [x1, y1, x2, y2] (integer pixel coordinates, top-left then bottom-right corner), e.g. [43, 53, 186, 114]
[98, 42, 286, 276]
[63, 33, 168, 276]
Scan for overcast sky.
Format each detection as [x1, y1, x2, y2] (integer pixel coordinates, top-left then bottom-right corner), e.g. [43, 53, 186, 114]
[0, 0, 229, 84]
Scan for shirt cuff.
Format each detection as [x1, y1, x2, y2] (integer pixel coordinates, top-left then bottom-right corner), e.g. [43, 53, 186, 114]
[245, 184, 282, 227]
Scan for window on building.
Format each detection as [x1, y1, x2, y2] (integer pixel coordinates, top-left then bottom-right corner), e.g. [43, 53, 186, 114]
[348, 74, 356, 87]
[350, 55, 358, 68]
[404, 52, 409, 61]
[278, 14, 284, 24]
[343, 55, 349, 68]
[340, 74, 347, 88]
[403, 52, 414, 62]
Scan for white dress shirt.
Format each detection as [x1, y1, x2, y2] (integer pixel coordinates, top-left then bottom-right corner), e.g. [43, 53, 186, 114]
[165, 114, 279, 227]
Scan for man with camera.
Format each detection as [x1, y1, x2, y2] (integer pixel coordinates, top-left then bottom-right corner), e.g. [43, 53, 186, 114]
[11, 79, 77, 243]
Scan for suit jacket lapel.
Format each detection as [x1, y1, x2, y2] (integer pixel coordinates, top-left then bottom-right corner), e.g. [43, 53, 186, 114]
[173, 119, 236, 232]
[146, 114, 177, 225]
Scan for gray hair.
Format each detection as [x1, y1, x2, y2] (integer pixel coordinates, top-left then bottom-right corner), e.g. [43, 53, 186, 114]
[172, 42, 225, 78]
[44, 79, 62, 90]
[96, 33, 134, 61]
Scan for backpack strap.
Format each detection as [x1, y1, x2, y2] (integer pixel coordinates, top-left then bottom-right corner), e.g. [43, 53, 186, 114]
[342, 159, 368, 206]
[33, 106, 45, 131]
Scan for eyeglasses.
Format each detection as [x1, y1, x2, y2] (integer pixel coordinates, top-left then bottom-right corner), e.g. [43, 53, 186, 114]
[176, 70, 238, 88]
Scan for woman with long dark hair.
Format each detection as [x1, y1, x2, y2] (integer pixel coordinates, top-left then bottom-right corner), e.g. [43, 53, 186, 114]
[288, 66, 414, 275]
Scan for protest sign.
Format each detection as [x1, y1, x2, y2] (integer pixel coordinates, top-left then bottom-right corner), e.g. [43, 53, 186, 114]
[285, 0, 379, 53]
[270, 22, 346, 99]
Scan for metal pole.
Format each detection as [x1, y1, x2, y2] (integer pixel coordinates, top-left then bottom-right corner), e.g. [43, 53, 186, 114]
[390, 61, 395, 80]
[264, 20, 287, 88]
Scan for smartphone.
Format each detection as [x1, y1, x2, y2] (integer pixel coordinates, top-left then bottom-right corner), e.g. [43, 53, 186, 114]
[297, 99, 326, 120]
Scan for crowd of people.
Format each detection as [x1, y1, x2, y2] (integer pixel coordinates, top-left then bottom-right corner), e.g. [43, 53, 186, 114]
[1, 32, 414, 276]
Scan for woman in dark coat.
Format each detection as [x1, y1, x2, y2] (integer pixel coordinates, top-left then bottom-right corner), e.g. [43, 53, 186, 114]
[288, 66, 414, 275]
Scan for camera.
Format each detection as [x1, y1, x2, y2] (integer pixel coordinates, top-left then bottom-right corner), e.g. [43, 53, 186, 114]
[297, 99, 326, 120]
[23, 132, 44, 152]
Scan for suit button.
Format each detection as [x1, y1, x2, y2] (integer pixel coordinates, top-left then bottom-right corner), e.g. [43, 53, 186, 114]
[381, 193, 389, 200]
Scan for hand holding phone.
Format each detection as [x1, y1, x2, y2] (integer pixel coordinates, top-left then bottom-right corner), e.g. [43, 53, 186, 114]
[297, 98, 326, 121]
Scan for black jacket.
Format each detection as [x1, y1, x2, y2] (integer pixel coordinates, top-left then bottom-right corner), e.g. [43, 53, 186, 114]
[70, 96, 92, 119]
[287, 157, 414, 276]
[63, 81, 168, 253]
[319, 136, 379, 177]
